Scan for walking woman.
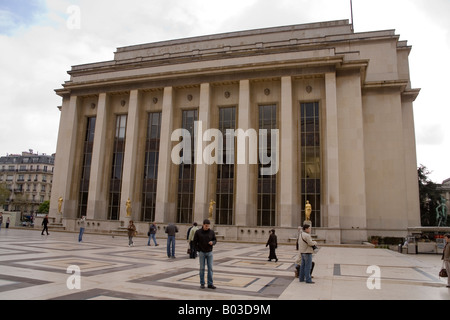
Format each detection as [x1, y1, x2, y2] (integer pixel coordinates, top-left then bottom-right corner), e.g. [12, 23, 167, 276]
[266, 229, 278, 262]
[443, 233, 450, 288]
[127, 220, 136, 247]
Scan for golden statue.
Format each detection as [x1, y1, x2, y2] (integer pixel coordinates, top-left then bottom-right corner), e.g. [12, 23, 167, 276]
[208, 199, 216, 219]
[58, 197, 63, 214]
[126, 198, 132, 217]
[305, 200, 312, 222]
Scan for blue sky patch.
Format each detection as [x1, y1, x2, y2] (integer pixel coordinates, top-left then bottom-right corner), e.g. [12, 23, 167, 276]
[0, 0, 47, 35]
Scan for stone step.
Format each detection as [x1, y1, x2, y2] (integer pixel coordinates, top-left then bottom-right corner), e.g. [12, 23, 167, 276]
[288, 235, 326, 244]
[111, 226, 129, 235]
[48, 223, 65, 230]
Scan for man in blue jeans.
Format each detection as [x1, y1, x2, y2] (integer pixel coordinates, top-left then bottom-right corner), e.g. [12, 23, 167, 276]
[298, 224, 317, 284]
[165, 223, 178, 258]
[78, 216, 86, 242]
[193, 219, 217, 289]
[147, 222, 158, 246]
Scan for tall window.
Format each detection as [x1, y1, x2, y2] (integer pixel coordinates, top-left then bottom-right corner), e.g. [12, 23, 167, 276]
[78, 117, 96, 218]
[300, 102, 321, 227]
[216, 107, 236, 225]
[177, 109, 198, 223]
[257, 104, 277, 226]
[108, 115, 127, 220]
[142, 112, 161, 222]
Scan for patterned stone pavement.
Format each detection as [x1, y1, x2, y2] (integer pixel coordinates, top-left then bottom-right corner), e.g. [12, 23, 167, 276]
[0, 228, 448, 301]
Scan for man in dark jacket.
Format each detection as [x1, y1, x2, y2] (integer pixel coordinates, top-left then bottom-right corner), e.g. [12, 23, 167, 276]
[165, 223, 178, 258]
[41, 215, 49, 235]
[193, 219, 217, 289]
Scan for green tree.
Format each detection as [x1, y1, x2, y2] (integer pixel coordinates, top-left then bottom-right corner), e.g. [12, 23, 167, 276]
[38, 200, 50, 214]
[0, 182, 10, 209]
[418, 165, 440, 226]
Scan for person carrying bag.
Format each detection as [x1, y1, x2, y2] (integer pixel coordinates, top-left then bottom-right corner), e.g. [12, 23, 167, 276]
[298, 224, 317, 284]
[441, 234, 450, 287]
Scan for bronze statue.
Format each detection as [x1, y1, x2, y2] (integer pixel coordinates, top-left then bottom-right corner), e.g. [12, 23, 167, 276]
[208, 199, 216, 219]
[58, 196, 63, 214]
[436, 195, 448, 227]
[305, 200, 312, 222]
[126, 198, 132, 217]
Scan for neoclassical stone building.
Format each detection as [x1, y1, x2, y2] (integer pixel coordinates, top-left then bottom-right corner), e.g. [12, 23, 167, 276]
[50, 20, 420, 243]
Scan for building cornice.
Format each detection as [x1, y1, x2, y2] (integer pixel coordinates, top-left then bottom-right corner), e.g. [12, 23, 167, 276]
[57, 51, 346, 96]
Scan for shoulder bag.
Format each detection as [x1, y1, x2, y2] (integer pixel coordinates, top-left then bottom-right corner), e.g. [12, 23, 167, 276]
[439, 262, 448, 278]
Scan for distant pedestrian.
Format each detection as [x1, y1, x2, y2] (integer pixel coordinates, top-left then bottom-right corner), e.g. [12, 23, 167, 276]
[165, 223, 178, 258]
[442, 233, 450, 288]
[298, 224, 317, 284]
[41, 215, 49, 235]
[147, 222, 158, 246]
[78, 216, 86, 242]
[0, 213, 3, 231]
[5, 217, 10, 228]
[127, 220, 136, 247]
[193, 219, 217, 289]
[188, 222, 199, 258]
[266, 229, 278, 262]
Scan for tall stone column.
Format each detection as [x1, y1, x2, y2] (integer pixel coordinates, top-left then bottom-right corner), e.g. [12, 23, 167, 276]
[401, 96, 421, 227]
[86, 93, 109, 220]
[324, 72, 341, 243]
[336, 70, 367, 242]
[235, 80, 254, 226]
[155, 87, 175, 223]
[120, 90, 141, 222]
[50, 95, 80, 220]
[279, 76, 299, 227]
[193, 83, 211, 224]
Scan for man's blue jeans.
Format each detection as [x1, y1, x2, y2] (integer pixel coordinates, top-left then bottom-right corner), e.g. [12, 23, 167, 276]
[167, 235, 175, 257]
[198, 251, 213, 286]
[148, 233, 157, 246]
[299, 253, 313, 283]
[78, 228, 85, 242]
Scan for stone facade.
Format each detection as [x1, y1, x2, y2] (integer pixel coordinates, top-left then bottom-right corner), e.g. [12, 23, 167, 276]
[50, 20, 420, 244]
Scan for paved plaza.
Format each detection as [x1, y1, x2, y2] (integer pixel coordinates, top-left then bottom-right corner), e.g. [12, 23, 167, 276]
[0, 228, 448, 300]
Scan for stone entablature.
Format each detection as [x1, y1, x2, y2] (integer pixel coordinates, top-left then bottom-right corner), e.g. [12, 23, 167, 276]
[57, 20, 416, 100]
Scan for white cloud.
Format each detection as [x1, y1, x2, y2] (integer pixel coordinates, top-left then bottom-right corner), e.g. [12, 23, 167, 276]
[0, 0, 449, 182]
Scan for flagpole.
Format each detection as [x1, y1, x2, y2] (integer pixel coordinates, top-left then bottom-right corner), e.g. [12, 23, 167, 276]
[350, 0, 354, 32]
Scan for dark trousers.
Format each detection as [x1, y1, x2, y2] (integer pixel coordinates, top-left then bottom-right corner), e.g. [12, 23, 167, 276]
[189, 241, 197, 258]
[268, 245, 277, 260]
[41, 225, 49, 235]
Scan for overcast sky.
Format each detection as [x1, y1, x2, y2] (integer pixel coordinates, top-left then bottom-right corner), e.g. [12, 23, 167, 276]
[0, 0, 449, 183]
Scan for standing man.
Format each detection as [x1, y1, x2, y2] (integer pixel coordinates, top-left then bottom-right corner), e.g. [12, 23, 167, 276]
[78, 216, 86, 242]
[298, 224, 317, 284]
[193, 219, 217, 289]
[165, 223, 178, 258]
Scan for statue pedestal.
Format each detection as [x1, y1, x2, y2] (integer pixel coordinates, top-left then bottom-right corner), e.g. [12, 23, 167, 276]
[303, 220, 312, 227]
